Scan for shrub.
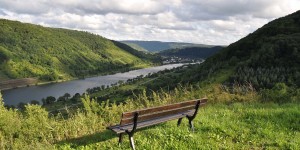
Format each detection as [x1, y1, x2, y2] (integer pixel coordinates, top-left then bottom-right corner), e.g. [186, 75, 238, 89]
[0, 92, 22, 149]
[260, 83, 293, 103]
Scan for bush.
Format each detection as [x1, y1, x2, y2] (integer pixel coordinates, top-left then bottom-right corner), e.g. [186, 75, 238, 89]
[260, 83, 296, 103]
[0, 92, 22, 149]
[21, 105, 52, 143]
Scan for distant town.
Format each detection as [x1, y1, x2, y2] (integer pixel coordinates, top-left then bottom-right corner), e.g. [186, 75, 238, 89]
[162, 56, 205, 64]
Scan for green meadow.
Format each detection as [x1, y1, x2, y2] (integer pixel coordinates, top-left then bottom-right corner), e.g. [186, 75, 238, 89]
[1, 84, 299, 149]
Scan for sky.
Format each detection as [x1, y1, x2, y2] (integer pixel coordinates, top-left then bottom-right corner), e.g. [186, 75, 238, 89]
[0, 0, 299, 45]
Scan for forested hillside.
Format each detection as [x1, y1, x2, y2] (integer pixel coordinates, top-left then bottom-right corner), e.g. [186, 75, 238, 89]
[119, 42, 148, 52]
[86, 11, 300, 103]
[166, 10, 300, 90]
[121, 40, 215, 52]
[0, 19, 160, 81]
[159, 46, 223, 59]
[104, 10, 300, 104]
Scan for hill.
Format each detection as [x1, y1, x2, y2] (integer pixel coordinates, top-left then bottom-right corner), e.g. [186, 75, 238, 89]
[119, 42, 148, 52]
[170, 10, 300, 89]
[121, 40, 215, 52]
[159, 46, 223, 59]
[0, 19, 160, 81]
[80, 11, 300, 103]
[113, 10, 300, 93]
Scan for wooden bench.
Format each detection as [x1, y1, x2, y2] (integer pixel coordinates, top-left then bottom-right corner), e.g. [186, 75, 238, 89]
[107, 98, 208, 150]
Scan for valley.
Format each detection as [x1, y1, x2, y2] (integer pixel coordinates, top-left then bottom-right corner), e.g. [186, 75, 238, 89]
[0, 6, 300, 150]
[121, 40, 219, 52]
[2, 63, 185, 106]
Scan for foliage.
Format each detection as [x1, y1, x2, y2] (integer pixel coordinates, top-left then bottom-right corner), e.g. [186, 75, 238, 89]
[140, 10, 300, 92]
[111, 41, 162, 63]
[229, 67, 300, 89]
[260, 83, 300, 103]
[0, 19, 159, 81]
[1, 86, 299, 149]
[121, 40, 214, 52]
[159, 46, 223, 59]
[43, 96, 56, 105]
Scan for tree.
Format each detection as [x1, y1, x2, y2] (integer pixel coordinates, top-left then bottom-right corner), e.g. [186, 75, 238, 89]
[118, 80, 124, 85]
[30, 100, 40, 105]
[45, 96, 56, 104]
[57, 96, 65, 102]
[4, 105, 16, 109]
[63, 93, 71, 100]
[71, 93, 81, 103]
[18, 102, 26, 110]
[101, 85, 105, 90]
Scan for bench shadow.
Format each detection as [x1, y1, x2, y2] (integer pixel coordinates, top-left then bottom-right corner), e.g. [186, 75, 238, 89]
[55, 129, 117, 147]
[55, 123, 179, 147]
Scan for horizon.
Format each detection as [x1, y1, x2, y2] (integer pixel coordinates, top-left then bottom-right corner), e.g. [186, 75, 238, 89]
[0, 0, 300, 45]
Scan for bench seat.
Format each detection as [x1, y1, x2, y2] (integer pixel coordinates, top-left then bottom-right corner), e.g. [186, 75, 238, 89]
[108, 109, 195, 134]
[107, 98, 207, 150]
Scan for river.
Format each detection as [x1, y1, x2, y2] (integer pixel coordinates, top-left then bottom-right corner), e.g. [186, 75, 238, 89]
[2, 64, 184, 106]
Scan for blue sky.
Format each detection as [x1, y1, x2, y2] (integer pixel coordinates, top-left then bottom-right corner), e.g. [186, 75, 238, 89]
[0, 0, 299, 45]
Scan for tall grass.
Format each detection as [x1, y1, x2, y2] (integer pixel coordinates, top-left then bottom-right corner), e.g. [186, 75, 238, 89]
[0, 84, 299, 149]
[54, 102, 300, 150]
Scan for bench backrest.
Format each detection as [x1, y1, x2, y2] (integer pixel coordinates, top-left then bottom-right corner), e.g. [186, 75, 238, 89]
[120, 98, 208, 125]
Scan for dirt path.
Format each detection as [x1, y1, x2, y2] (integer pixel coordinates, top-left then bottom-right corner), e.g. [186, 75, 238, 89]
[0, 78, 38, 90]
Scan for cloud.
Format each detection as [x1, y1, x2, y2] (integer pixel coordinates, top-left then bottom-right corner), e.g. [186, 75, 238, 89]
[0, 9, 6, 15]
[0, 0, 168, 15]
[0, 0, 299, 45]
[173, 0, 298, 21]
[0, 0, 50, 15]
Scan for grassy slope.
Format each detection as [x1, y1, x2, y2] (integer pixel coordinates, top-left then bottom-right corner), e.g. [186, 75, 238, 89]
[153, 10, 300, 90]
[0, 19, 155, 81]
[58, 103, 300, 149]
[221, 14, 300, 69]
[120, 42, 148, 52]
[1, 79, 299, 149]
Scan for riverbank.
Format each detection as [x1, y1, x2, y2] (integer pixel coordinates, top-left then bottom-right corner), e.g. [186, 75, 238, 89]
[0, 63, 157, 91]
[2, 63, 183, 106]
[0, 78, 38, 91]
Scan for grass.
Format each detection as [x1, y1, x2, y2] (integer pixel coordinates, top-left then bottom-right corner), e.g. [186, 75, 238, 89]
[57, 102, 300, 149]
[1, 83, 299, 149]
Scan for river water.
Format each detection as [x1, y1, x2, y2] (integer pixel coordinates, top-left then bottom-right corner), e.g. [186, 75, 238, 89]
[2, 64, 184, 106]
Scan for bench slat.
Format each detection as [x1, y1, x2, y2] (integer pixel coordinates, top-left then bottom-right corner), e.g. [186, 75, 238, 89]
[121, 104, 200, 125]
[122, 99, 206, 119]
[107, 98, 208, 134]
[107, 98, 208, 150]
[109, 110, 195, 134]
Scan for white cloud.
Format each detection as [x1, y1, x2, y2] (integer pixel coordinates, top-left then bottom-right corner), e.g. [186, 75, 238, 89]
[0, 0, 299, 45]
[0, 0, 49, 14]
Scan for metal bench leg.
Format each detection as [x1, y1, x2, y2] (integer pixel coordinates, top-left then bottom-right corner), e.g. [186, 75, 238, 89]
[126, 112, 139, 150]
[186, 100, 201, 132]
[118, 133, 123, 143]
[129, 134, 136, 150]
[188, 119, 194, 132]
[177, 118, 183, 126]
